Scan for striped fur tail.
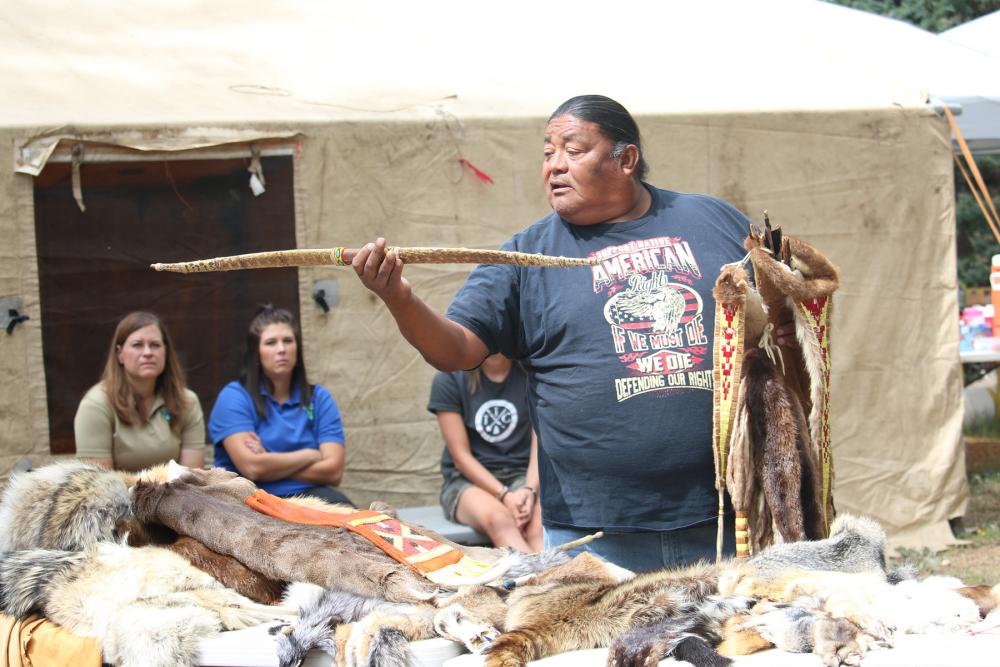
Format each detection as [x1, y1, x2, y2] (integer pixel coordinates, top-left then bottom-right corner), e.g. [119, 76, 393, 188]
[0, 549, 86, 617]
[366, 626, 411, 667]
[609, 597, 748, 667]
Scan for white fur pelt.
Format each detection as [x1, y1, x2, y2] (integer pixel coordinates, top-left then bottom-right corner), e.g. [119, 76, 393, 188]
[0, 540, 292, 667]
[757, 572, 983, 648]
[876, 576, 981, 634]
[0, 461, 131, 552]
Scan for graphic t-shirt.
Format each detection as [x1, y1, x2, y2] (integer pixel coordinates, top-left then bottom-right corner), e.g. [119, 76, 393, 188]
[447, 186, 749, 531]
[427, 364, 532, 477]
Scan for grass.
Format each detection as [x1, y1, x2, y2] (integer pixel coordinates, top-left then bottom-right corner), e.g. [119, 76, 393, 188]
[963, 417, 1000, 440]
[892, 467, 1000, 585]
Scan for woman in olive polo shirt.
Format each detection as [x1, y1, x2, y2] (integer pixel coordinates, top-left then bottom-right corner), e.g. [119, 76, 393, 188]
[74, 311, 205, 471]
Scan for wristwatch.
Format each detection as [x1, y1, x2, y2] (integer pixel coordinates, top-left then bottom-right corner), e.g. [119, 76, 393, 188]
[495, 484, 509, 501]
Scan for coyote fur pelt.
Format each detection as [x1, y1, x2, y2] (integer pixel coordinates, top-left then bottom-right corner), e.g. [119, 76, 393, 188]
[270, 548, 587, 667]
[0, 461, 287, 605]
[0, 540, 292, 667]
[250, 514, 981, 667]
[435, 516, 904, 667]
[0, 460, 132, 552]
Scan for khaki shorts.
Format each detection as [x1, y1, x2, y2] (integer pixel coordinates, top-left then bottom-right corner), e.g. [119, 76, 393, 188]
[439, 466, 527, 524]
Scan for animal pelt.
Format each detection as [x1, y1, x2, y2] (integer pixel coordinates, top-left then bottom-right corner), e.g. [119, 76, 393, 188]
[724, 569, 983, 655]
[720, 514, 893, 596]
[957, 583, 1000, 617]
[335, 607, 437, 667]
[712, 265, 768, 343]
[713, 530, 896, 660]
[606, 596, 751, 667]
[887, 576, 981, 634]
[0, 461, 131, 552]
[470, 515, 896, 667]
[130, 475, 442, 603]
[455, 518, 971, 665]
[0, 541, 293, 667]
[433, 551, 634, 655]
[742, 348, 825, 543]
[271, 585, 425, 667]
[0, 461, 288, 606]
[275, 552, 628, 667]
[272, 548, 589, 666]
[744, 233, 839, 416]
[482, 560, 730, 666]
[719, 230, 840, 553]
[957, 584, 1000, 634]
[128, 464, 324, 605]
[434, 586, 508, 653]
[746, 232, 840, 529]
[131, 468, 568, 602]
[715, 613, 775, 656]
[727, 597, 875, 666]
[163, 536, 287, 606]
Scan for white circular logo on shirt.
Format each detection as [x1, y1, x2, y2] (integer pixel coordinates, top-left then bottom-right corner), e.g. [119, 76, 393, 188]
[475, 399, 518, 443]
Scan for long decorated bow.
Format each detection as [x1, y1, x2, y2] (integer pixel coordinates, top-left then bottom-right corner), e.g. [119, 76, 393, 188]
[151, 247, 597, 273]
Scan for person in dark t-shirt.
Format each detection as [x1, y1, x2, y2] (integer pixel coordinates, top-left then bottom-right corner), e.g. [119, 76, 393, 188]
[428, 353, 541, 552]
[349, 95, 793, 571]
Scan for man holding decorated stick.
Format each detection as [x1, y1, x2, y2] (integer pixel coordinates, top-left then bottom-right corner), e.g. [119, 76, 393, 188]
[351, 95, 753, 571]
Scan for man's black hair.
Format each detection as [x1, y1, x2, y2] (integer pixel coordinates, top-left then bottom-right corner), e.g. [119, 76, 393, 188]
[549, 94, 649, 180]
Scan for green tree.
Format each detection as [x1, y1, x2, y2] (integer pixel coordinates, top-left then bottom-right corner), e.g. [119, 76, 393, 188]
[829, 0, 1000, 32]
[955, 156, 1000, 289]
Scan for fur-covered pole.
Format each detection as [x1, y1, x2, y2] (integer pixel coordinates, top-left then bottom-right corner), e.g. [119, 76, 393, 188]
[150, 247, 597, 273]
[712, 266, 749, 561]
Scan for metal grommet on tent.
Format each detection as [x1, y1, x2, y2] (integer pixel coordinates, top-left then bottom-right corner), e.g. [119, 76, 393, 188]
[71, 143, 86, 212]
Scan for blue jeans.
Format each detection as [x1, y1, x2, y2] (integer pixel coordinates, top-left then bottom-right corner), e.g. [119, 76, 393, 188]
[543, 520, 735, 572]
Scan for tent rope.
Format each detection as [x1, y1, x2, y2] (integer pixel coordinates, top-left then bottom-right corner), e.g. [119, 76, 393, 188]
[942, 105, 1000, 245]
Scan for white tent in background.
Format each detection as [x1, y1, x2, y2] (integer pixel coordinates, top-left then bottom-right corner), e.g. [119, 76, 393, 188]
[939, 10, 1000, 153]
[1, 0, 996, 552]
[941, 10, 1000, 57]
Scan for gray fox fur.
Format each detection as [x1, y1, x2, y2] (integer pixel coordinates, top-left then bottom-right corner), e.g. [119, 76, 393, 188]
[0, 460, 131, 552]
[0, 541, 290, 667]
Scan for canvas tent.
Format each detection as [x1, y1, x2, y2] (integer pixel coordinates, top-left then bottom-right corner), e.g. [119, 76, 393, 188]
[0, 0, 979, 551]
[942, 9, 1000, 55]
[940, 10, 1000, 154]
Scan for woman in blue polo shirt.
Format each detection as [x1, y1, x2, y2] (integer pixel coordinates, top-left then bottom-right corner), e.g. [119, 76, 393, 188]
[208, 305, 352, 505]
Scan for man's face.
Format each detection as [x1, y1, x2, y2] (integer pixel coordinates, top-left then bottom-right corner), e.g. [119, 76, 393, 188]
[542, 115, 633, 226]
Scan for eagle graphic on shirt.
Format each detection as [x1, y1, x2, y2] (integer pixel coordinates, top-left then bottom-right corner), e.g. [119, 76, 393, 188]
[611, 286, 687, 333]
[590, 237, 711, 402]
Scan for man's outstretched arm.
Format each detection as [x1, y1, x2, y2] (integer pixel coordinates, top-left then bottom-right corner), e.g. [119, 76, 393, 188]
[351, 237, 489, 371]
